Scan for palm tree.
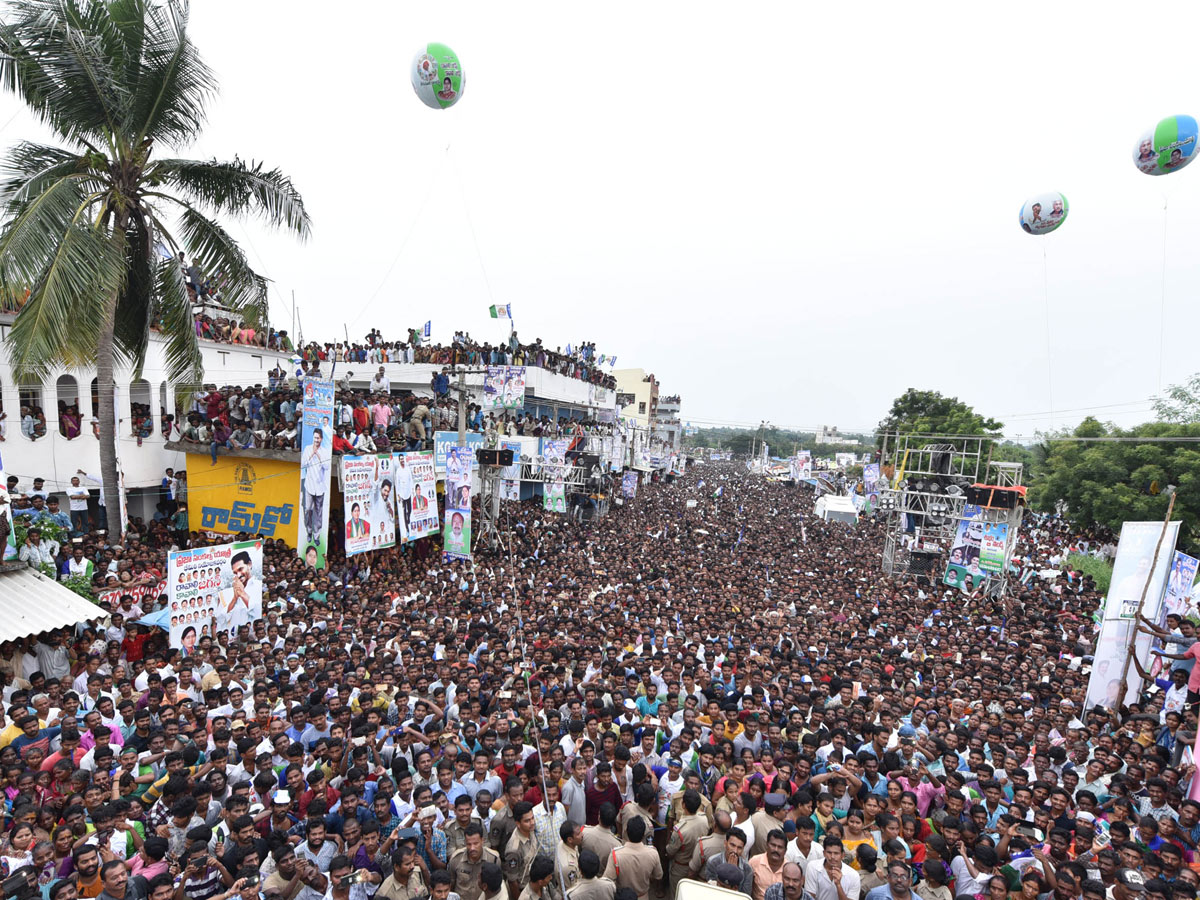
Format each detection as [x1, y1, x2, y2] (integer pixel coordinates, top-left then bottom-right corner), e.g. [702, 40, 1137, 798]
[0, 0, 310, 537]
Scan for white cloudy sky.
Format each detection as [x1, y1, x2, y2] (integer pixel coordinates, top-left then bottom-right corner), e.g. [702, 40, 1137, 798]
[4, 1, 1200, 439]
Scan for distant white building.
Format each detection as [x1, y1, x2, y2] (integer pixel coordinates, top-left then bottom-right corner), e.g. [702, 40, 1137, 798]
[653, 394, 681, 451]
[814, 425, 859, 445]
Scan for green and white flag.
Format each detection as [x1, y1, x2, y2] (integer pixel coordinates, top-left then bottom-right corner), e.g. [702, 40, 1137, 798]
[489, 304, 511, 319]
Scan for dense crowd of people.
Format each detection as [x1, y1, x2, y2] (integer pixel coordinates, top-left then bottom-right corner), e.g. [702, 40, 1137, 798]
[0, 457, 1187, 900]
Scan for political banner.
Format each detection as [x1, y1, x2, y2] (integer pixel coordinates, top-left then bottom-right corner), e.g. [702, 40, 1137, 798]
[482, 366, 507, 410]
[1164, 551, 1199, 620]
[542, 438, 569, 512]
[622, 470, 638, 498]
[167, 539, 263, 654]
[943, 505, 984, 589]
[97, 582, 164, 609]
[434, 431, 485, 474]
[443, 445, 473, 561]
[504, 366, 526, 408]
[797, 451, 812, 481]
[863, 463, 880, 507]
[608, 435, 624, 472]
[395, 451, 439, 541]
[341, 454, 397, 556]
[979, 522, 1009, 574]
[501, 439, 523, 501]
[835, 452, 856, 469]
[298, 378, 334, 568]
[1085, 520, 1181, 711]
[0, 449, 15, 562]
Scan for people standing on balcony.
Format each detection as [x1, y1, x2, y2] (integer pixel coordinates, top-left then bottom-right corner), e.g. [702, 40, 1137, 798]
[20, 406, 38, 440]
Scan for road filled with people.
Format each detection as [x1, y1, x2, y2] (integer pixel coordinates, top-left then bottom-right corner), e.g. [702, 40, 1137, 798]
[0, 459, 1176, 900]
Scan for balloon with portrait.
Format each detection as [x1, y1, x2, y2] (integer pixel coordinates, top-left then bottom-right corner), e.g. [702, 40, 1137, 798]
[411, 43, 465, 110]
[1019, 193, 1069, 236]
[1132, 115, 1199, 176]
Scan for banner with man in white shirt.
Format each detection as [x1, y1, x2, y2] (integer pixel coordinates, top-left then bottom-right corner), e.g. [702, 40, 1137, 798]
[167, 539, 263, 653]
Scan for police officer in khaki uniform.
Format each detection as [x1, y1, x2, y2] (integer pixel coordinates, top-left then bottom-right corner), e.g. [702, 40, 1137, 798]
[377, 847, 429, 900]
[518, 856, 558, 900]
[505, 802, 540, 900]
[445, 795, 476, 857]
[617, 784, 657, 846]
[667, 772, 714, 831]
[748, 794, 788, 857]
[580, 804, 623, 862]
[449, 823, 500, 900]
[689, 810, 731, 878]
[556, 821, 583, 894]
[567, 850, 615, 900]
[601, 817, 661, 900]
[665, 790, 710, 891]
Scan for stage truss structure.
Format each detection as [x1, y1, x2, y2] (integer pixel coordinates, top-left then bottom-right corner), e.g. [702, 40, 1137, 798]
[877, 434, 1025, 600]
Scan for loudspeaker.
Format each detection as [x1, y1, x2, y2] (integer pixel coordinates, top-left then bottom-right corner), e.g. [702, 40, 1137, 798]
[579, 454, 601, 470]
[476, 449, 514, 467]
[965, 485, 1021, 509]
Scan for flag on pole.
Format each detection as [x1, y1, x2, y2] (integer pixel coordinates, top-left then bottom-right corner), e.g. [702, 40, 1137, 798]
[565, 343, 573, 356]
[608, 356, 617, 367]
[422, 320, 431, 339]
[598, 354, 606, 365]
[489, 304, 511, 319]
[713, 486, 723, 498]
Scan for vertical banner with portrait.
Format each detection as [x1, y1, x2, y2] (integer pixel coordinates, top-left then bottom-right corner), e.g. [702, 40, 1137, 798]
[1084, 520, 1181, 710]
[0, 449, 15, 561]
[943, 505, 983, 589]
[395, 451, 439, 541]
[167, 539, 263, 653]
[342, 454, 397, 556]
[1163, 551, 1199, 620]
[863, 463, 880, 506]
[542, 438, 569, 513]
[442, 445, 473, 561]
[504, 366, 526, 408]
[979, 523, 1009, 574]
[500, 439, 523, 500]
[298, 378, 334, 568]
[482, 366, 507, 410]
[622, 470, 638, 499]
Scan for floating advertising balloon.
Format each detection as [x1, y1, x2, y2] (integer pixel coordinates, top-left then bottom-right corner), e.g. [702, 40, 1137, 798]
[1019, 192, 1069, 235]
[1133, 115, 1199, 176]
[411, 43, 465, 110]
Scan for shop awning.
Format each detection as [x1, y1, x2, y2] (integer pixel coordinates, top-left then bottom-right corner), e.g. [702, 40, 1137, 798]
[0, 566, 105, 643]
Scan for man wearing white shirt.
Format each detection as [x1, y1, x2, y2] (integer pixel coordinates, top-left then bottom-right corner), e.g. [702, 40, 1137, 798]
[804, 837, 860, 900]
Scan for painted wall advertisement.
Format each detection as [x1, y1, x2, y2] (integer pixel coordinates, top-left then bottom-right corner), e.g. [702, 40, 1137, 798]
[443, 445, 473, 561]
[1084, 520, 1181, 711]
[187, 455, 299, 546]
[298, 378, 334, 567]
[167, 539, 263, 654]
[542, 438, 569, 512]
[396, 451, 439, 541]
[341, 454, 397, 556]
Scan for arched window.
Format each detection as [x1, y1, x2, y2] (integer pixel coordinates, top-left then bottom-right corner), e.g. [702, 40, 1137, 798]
[56, 374, 81, 439]
[129, 378, 152, 441]
[90, 378, 99, 417]
[17, 377, 45, 440]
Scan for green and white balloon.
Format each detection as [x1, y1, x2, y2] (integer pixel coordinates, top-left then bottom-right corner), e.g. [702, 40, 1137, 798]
[411, 42, 465, 110]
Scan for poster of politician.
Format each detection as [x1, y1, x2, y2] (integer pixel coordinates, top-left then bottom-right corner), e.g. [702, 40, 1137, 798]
[442, 445, 473, 561]
[299, 377, 334, 568]
[167, 540, 263, 654]
[542, 438, 569, 512]
[501, 439, 523, 501]
[943, 505, 983, 588]
[395, 451, 439, 541]
[342, 454, 397, 556]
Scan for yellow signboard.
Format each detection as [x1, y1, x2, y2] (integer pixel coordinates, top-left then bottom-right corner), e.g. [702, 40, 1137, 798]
[185, 453, 300, 547]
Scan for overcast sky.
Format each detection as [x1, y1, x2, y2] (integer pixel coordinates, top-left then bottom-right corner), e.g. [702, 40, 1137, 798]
[4, 1, 1200, 440]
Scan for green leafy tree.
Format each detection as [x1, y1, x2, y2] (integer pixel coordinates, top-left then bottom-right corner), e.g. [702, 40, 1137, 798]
[1031, 417, 1200, 551]
[1155, 373, 1200, 424]
[876, 389, 1003, 451]
[0, 0, 310, 536]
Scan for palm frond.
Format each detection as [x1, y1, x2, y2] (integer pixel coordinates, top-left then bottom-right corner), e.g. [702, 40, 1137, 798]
[6, 219, 127, 379]
[173, 203, 267, 320]
[130, 0, 215, 147]
[0, 173, 97, 288]
[0, 0, 129, 143]
[151, 251, 203, 388]
[0, 140, 100, 207]
[152, 156, 311, 238]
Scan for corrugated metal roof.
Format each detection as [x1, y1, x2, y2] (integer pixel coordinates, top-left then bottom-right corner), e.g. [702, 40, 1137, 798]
[0, 566, 104, 641]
